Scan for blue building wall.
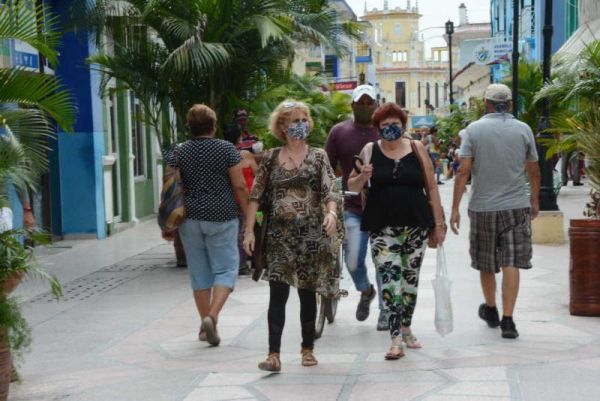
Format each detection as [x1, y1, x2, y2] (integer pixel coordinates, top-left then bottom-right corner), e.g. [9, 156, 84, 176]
[50, 0, 106, 239]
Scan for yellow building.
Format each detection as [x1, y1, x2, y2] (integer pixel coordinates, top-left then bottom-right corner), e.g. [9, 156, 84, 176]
[361, 2, 449, 122]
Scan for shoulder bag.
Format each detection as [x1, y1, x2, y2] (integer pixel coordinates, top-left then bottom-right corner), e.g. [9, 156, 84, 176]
[410, 140, 447, 248]
[252, 148, 280, 282]
[158, 145, 186, 233]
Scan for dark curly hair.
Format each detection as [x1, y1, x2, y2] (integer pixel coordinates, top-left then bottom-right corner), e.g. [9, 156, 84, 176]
[372, 103, 408, 129]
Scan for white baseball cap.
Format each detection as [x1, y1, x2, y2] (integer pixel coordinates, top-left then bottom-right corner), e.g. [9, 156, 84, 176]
[484, 84, 512, 102]
[351, 85, 377, 102]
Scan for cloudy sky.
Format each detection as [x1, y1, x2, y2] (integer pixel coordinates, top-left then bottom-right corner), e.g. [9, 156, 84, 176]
[345, 0, 491, 50]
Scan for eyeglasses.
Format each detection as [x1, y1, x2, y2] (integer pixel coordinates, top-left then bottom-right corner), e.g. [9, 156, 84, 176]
[283, 101, 297, 108]
[392, 159, 403, 180]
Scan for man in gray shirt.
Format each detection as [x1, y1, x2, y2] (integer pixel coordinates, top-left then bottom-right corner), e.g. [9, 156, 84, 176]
[450, 84, 540, 339]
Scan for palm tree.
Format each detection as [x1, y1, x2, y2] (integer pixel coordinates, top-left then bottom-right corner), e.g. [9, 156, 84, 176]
[536, 40, 600, 216]
[247, 73, 352, 148]
[0, 0, 75, 205]
[72, 0, 358, 149]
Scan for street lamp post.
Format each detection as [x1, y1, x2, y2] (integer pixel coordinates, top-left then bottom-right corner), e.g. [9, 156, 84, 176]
[537, 0, 559, 211]
[445, 20, 454, 105]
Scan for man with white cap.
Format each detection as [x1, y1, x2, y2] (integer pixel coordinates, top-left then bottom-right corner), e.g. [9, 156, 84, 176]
[325, 84, 387, 330]
[450, 83, 540, 339]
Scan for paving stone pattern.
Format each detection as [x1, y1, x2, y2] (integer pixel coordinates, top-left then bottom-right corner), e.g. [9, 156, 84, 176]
[8, 184, 600, 401]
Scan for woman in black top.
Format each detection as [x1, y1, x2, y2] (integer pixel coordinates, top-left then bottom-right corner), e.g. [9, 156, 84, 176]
[348, 102, 445, 360]
[164, 104, 249, 347]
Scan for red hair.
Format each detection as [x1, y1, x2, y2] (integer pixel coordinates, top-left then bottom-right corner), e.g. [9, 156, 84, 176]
[372, 103, 408, 129]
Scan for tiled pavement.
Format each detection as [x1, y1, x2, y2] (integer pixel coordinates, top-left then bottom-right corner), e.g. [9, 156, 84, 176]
[8, 182, 600, 401]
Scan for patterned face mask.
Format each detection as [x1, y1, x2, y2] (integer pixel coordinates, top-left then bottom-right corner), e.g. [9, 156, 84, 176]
[287, 121, 310, 140]
[380, 123, 404, 141]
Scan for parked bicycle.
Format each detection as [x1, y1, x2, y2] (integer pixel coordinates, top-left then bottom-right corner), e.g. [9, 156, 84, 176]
[314, 180, 357, 339]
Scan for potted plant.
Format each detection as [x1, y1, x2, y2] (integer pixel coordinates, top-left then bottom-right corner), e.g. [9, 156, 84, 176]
[536, 40, 600, 316]
[0, 227, 62, 400]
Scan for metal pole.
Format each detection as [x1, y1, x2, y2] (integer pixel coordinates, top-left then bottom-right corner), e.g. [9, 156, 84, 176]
[512, 0, 519, 116]
[448, 34, 453, 105]
[537, 0, 559, 211]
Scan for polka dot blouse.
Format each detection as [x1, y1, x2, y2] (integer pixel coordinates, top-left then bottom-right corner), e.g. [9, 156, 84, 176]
[165, 137, 241, 222]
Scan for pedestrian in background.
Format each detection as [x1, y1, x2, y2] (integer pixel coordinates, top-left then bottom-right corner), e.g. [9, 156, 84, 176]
[224, 125, 258, 276]
[422, 126, 444, 184]
[163, 104, 249, 347]
[450, 84, 540, 339]
[325, 84, 388, 331]
[348, 102, 445, 360]
[243, 100, 341, 372]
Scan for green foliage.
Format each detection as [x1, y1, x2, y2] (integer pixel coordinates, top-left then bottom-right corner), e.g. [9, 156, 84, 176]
[0, 299, 31, 362]
[535, 40, 600, 209]
[0, 0, 67, 358]
[246, 74, 351, 149]
[0, 1, 61, 65]
[75, 0, 359, 150]
[503, 61, 544, 132]
[0, 228, 62, 359]
[0, 0, 75, 205]
[434, 104, 467, 150]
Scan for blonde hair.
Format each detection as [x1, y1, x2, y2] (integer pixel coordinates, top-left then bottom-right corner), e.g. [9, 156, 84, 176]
[268, 100, 314, 141]
[187, 104, 217, 136]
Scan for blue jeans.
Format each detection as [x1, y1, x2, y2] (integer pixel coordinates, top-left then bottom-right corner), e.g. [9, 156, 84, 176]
[179, 218, 239, 290]
[343, 210, 384, 310]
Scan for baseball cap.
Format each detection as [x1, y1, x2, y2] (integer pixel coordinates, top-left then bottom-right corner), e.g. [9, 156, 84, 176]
[351, 85, 377, 102]
[484, 84, 512, 102]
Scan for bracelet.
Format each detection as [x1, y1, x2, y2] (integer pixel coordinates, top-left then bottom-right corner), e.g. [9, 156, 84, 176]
[435, 222, 445, 227]
[328, 210, 337, 218]
[23, 207, 33, 212]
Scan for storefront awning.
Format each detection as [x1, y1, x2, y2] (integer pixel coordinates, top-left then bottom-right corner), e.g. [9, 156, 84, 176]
[557, 19, 600, 55]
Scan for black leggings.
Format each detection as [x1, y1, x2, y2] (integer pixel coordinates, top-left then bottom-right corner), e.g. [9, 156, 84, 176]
[268, 281, 317, 353]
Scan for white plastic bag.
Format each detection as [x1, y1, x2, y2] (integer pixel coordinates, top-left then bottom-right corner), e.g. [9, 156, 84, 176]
[432, 244, 453, 336]
[0, 207, 13, 233]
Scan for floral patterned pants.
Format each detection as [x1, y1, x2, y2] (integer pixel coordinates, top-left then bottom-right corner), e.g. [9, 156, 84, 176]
[369, 226, 429, 339]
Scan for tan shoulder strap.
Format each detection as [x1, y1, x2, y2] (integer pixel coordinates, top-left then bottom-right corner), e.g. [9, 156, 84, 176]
[363, 141, 374, 165]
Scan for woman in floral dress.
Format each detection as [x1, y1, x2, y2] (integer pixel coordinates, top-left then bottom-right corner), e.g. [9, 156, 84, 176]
[243, 100, 342, 372]
[348, 102, 445, 360]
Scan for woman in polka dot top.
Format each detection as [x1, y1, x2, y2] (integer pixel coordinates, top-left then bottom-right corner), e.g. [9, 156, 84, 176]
[164, 104, 249, 347]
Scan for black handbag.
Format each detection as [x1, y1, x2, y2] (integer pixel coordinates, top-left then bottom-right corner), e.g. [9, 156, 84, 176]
[251, 149, 280, 281]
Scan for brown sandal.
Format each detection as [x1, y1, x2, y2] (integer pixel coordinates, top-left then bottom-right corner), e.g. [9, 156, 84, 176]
[201, 316, 220, 346]
[258, 352, 281, 372]
[301, 348, 318, 367]
[402, 333, 422, 349]
[385, 337, 405, 360]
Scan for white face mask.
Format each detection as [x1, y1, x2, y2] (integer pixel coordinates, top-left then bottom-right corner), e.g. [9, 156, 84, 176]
[287, 121, 310, 140]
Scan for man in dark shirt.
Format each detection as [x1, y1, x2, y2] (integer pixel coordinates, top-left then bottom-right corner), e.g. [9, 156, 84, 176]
[325, 85, 387, 331]
[232, 109, 259, 153]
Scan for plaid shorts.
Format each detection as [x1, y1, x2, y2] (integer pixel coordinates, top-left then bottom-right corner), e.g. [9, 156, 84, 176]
[468, 208, 533, 273]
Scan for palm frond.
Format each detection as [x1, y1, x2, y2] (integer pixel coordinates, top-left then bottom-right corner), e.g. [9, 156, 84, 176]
[0, 0, 61, 65]
[0, 68, 75, 131]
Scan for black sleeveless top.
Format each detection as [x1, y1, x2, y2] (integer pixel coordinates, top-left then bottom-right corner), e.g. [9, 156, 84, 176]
[361, 142, 435, 232]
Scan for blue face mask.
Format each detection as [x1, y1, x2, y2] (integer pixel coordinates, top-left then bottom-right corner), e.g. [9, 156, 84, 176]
[380, 124, 404, 141]
[287, 121, 310, 140]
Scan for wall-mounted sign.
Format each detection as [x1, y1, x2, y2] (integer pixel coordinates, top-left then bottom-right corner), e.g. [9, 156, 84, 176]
[473, 40, 512, 65]
[411, 115, 434, 128]
[11, 40, 39, 70]
[461, 38, 514, 67]
[330, 81, 357, 91]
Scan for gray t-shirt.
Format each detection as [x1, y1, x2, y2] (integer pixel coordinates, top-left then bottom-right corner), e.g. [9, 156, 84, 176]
[460, 113, 538, 212]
